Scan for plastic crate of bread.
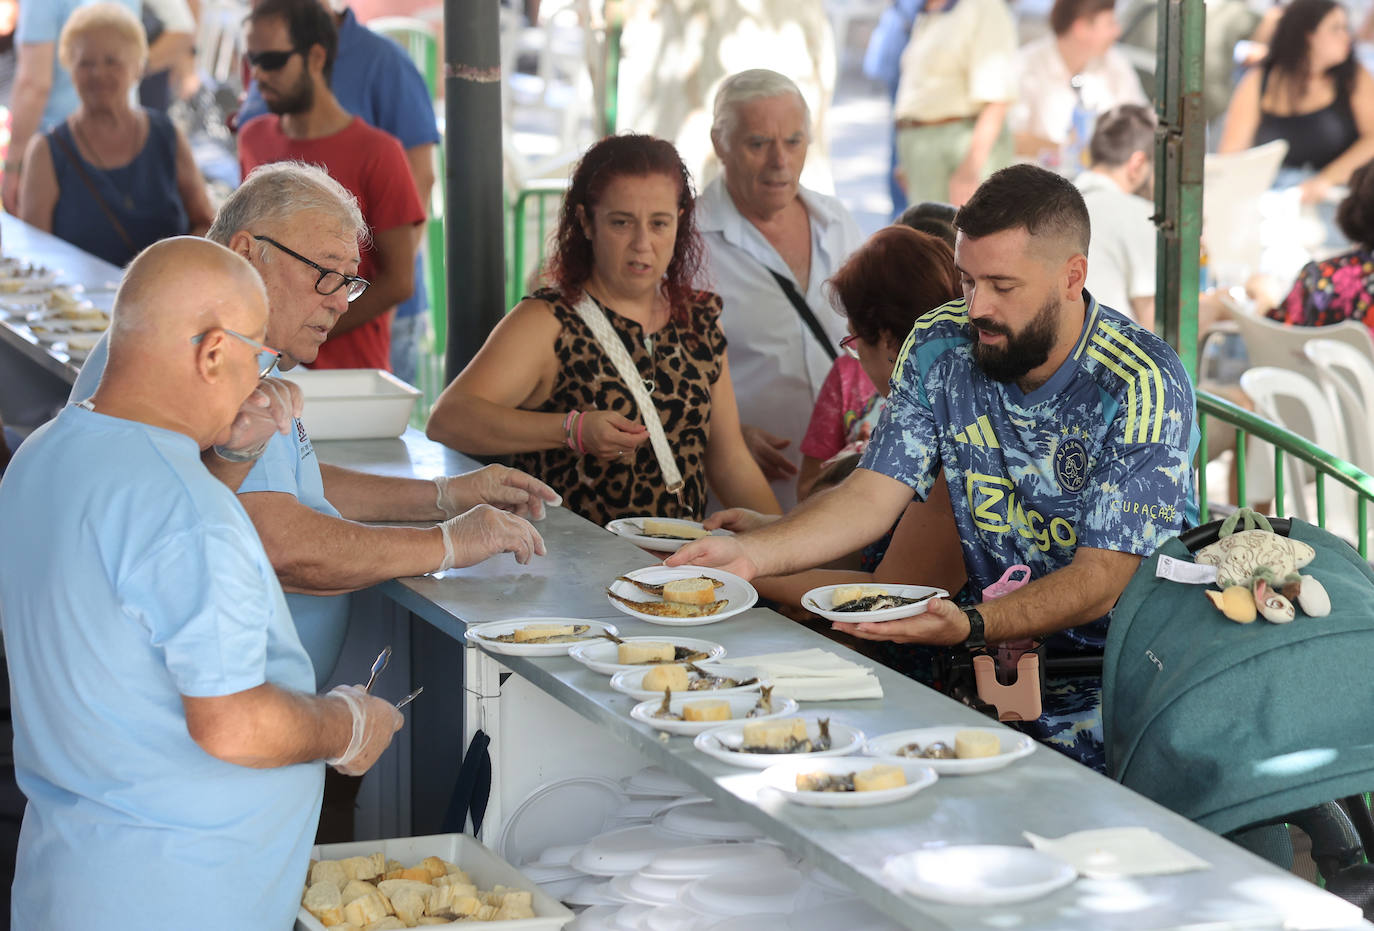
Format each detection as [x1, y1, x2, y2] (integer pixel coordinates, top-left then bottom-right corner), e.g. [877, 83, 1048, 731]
[296, 832, 573, 930]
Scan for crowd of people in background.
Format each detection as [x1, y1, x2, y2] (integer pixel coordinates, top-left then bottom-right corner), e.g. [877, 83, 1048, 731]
[7, 0, 1374, 924]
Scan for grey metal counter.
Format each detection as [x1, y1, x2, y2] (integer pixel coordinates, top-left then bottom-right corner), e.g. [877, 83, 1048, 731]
[317, 431, 1370, 931]
[0, 214, 119, 426]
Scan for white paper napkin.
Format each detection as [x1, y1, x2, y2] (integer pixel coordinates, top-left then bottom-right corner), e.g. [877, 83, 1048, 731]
[1023, 827, 1211, 880]
[727, 648, 884, 700]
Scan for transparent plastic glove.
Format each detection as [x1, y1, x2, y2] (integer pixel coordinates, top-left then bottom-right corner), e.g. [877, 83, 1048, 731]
[434, 465, 562, 520]
[213, 377, 303, 462]
[325, 684, 404, 776]
[437, 504, 547, 571]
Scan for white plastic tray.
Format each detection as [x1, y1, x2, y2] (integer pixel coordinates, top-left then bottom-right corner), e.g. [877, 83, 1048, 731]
[291, 367, 421, 440]
[295, 832, 573, 930]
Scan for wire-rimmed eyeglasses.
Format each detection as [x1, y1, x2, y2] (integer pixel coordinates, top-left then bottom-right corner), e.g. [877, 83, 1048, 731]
[839, 333, 861, 359]
[251, 234, 370, 302]
[191, 327, 281, 379]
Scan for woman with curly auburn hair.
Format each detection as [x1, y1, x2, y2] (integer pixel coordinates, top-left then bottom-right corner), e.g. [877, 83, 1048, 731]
[428, 133, 779, 525]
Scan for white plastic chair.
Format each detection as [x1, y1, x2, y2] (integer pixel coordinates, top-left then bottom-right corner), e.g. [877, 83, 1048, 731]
[1202, 140, 1289, 284]
[1238, 366, 1356, 535]
[1304, 338, 1374, 475]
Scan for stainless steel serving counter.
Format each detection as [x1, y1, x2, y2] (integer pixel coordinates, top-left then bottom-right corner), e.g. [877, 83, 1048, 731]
[317, 431, 1371, 931]
[0, 214, 118, 426]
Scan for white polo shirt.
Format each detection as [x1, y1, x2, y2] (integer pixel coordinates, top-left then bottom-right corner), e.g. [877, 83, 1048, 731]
[695, 176, 864, 509]
[1076, 170, 1157, 319]
[1011, 35, 1147, 146]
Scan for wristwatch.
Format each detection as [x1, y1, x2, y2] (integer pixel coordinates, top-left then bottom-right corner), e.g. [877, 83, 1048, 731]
[962, 606, 987, 651]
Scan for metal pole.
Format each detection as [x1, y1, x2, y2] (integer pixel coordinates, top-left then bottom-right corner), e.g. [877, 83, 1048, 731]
[444, 0, 506, 381]
[1154, 0, 1205, 379]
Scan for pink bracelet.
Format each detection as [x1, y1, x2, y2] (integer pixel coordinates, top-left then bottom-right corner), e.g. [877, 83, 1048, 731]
[563, 410, 577, 450]
[576, 410, 588, 455]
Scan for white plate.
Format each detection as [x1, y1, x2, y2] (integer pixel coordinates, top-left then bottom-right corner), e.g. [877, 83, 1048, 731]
[758, 758, 938, 808]
[607, 565, 757, 627]
[653, 800, 763, 843]
[571, 824, 686, 877]
[611, 663, 762, 702]
[864, 726, 1035, 775]
[641, 843, 792, 880]
[802, 583, 949, 624]
[678, 864, 805, 917]
[621, 767, 697, 799]
[497, 775, 627, 866]
[570, 636, 726, 676]
[693, 717, 865, 770]
[609, 872, 690, 907]
[467, 617, 619, 657]
[607, 516, 733, 552]
[881, 845, 1076, 905]
[565, 877, 631, 907]
[630, 692, 798, 736]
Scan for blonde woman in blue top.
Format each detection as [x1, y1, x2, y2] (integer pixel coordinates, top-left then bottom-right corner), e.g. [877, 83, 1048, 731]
[18, 2, 213, 265]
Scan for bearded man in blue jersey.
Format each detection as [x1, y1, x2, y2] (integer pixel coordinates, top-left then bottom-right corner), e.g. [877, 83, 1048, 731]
[671, 163, 1196, 770]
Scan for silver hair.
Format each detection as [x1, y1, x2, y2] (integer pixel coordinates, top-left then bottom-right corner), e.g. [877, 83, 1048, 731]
[206, 162, 369, 259]
[710, 69, 812, 152]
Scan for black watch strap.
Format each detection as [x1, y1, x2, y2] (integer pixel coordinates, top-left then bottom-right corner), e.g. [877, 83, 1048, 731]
[962, 607, 987, 651]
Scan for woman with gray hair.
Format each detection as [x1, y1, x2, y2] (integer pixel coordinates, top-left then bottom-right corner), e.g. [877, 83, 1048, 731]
[696, 68, 865, 510]
[18, 2, 212, 266]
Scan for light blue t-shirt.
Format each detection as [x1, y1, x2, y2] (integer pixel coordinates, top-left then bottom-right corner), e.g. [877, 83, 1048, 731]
[859, 294, 1198, 653]
[17, 0, 142, 133]
[240, 7, 440, 321]
[71, 339, 353, 687]
[0, 405, 322, 930]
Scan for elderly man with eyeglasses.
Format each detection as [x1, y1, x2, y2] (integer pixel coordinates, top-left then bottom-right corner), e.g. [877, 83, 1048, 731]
[71, 162, 555, 699]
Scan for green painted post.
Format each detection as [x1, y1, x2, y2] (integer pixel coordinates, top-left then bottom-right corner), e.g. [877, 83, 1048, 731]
[1154, 0, 1204, 377]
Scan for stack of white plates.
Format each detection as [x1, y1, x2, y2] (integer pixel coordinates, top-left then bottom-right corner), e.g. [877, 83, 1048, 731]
[641, 906, 715, 931]
[564, 876, 630, 908]
[567, 904, 622, 930]
[678, 863, 808, 917]
[621, 766, 697, 798]
[496, 775, 631, 899]
[654, 799, 763, 842]
[570, 824, 689, 876]
[641, 842, 792, 880]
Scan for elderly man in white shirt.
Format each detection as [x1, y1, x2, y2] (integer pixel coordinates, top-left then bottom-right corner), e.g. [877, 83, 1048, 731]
[696, 69, 865, 510]
[1011, 0, 1148, 172]
[1075, 104, 1158, 327]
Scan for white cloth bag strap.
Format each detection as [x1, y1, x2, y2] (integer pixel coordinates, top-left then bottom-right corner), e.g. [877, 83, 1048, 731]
[572, 294, 685, 495]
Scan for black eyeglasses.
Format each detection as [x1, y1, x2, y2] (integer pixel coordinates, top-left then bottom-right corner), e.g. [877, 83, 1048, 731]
[245, 47, 305, 71]
[251, 235, 370, 302]
[839, 333, 861, 358]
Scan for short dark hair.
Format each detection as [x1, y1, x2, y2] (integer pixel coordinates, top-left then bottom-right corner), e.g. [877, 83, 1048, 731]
[547, 133, 703, 317]
[1089, 104, 1157, 168]
[896, 201, 958, 247]
[955, 164, 1091, 255]
[249, 0, 338, 83]
[826, 225, 960, 346]
[1049, 0, 1116, 36]
[1337, 158, 1374, 248]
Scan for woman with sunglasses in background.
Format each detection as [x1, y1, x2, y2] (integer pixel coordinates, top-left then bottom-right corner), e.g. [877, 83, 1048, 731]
[18, 3, 213, 266]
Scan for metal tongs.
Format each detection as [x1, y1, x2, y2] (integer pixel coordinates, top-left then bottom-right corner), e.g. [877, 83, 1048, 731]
[363, 645, 423, 709]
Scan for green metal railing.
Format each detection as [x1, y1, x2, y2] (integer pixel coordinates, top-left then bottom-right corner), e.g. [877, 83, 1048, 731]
[1197, 390, 1374, 557]
[506, 180, 570, 309]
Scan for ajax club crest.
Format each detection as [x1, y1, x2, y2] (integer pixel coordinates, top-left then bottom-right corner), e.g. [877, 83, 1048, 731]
[1054, 437, 1089, 494]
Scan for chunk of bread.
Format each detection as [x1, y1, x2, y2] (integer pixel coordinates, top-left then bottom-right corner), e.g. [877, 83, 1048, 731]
[389, 886, 429, 926]
[340, 855, 383, 882]
[341, 880, 388, 908]
[342, 892, 390, 927]
[832, 585, 884, 607]
[432, 875, 476, 894]
[383, 866, 432, 883]
[663, 577, 717, 605]
[742, 717, 808, 751]
[854, 764, 907, 792]
[378, 879, 433, 900]
[619, 641, 675, 664]
[496, 899, 537, 920]
[954, 729, 1001, 759]
[642, 664, 688, 692]
[475, 904, 500, 920]
[362, 919, 406, 931]
[418, 856, 447, 880]
[310, 860, 349, 891]
[417, 919, 452, 926]
[682, 700, 731, 722]
[642, 518, 709, 539]
[303, 881, 345, 927]
[513, 623, 574, 642]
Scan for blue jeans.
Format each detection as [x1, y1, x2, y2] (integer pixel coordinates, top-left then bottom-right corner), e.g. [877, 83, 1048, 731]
[389, 312, 428, 387]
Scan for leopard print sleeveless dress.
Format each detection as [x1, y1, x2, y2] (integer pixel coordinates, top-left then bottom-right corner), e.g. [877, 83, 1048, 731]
[511, 287, 726, 525]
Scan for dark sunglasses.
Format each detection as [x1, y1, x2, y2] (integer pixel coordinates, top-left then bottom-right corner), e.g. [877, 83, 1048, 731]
[251, 235, 370, 302]
[245, 47, 305, 71]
